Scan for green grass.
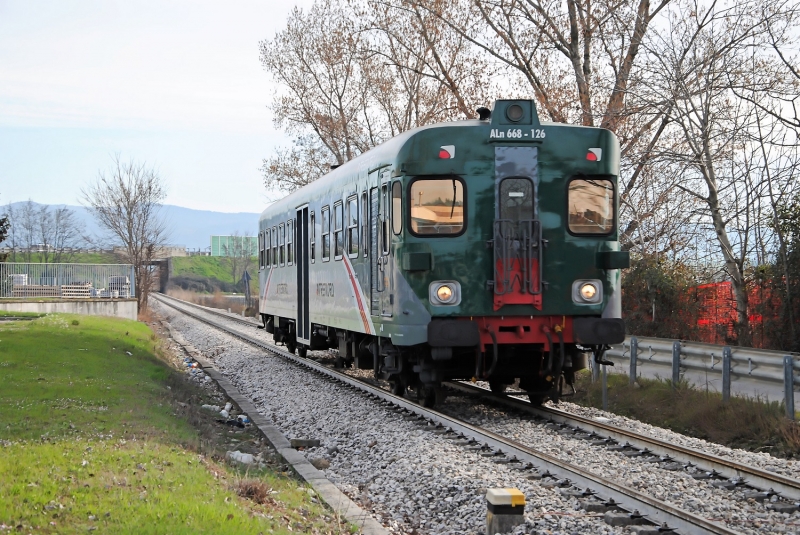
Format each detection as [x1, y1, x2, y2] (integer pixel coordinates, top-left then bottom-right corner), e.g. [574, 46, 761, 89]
[0, 314, 345, 534]
[0, 310, 44, 317]
[171, 257, 241, 283]
[572, 371, 800, 458]
[2, 252, 120, 264]
[170, 256, 259, 293]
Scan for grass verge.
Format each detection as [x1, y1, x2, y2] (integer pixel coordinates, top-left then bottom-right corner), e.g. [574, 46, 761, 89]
[0, 314, 349, 534]
[571, 370, 800, 458]
[0, 310, 44, 318]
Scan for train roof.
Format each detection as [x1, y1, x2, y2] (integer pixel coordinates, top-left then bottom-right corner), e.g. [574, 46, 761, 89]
[260, 118, 484, 220]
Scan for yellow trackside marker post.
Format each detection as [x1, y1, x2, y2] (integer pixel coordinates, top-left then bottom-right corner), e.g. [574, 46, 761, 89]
[486, 488, 526, 534]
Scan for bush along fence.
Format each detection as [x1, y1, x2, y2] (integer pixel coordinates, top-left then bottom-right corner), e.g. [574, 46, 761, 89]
[0, 262, 135, 299]
[603, 336, 800, 419]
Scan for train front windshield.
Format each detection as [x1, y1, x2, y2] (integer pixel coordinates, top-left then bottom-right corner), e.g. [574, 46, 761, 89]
[408, 177, 465, 235]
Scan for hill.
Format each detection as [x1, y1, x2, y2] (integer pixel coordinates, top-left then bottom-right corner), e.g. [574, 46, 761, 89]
[1, 201, 262, 250]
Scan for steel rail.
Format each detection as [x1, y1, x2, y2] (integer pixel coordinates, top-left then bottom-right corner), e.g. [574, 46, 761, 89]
[446, 381, 800, 501]
[154, 293, 743, 535]
[155, 294, 800, 500]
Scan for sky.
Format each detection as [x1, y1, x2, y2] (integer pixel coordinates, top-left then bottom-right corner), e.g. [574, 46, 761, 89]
[0, 0, 311, 213]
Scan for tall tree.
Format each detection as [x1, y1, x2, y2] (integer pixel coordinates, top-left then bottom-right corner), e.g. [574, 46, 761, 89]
[81, 156, 169, 311]
[0, 201, 8, 262]
[642, 0, 798, 345]
[259, 0, 491, 194]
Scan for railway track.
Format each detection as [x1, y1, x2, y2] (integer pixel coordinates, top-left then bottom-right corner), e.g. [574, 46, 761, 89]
[154, 293, 800, 534]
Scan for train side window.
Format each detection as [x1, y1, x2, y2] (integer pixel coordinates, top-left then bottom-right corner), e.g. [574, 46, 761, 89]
[567, 177, 614, 235]
[334, 201, 344, 259]
[391, 181, 402, 235]
[321, 206, 330, 262]
[361, 192, 368, 258]
[346, 195, 358, 257]
[310, 212, 315, 263]
[286, 219, 294, 265]
[279, 223, 285, 266]
[381, 183, 390, 255]
[265, 231, 271, 268]
[271, 227, 277, 267]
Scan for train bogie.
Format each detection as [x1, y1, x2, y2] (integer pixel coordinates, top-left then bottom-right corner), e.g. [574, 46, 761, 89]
[257, 99, 628, 407]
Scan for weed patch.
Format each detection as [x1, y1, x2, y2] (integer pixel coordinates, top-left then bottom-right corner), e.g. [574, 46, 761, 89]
[572, 371, 800, 458]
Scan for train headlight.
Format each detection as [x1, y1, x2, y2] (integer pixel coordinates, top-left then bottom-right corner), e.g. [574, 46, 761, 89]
[437, 285, 453, 302]
[580, 284, 597, 300]
[572, 280, 602, 304]
[506, 104, 524, 122]
[430, 281, 461, 306]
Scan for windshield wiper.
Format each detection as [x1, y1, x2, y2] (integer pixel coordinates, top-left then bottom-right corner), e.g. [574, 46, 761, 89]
[450, 179, 457, 218]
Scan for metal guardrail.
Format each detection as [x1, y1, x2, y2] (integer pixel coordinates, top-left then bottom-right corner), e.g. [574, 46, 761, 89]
[606, 336, 800, 419]
[0, 262, 135, 299]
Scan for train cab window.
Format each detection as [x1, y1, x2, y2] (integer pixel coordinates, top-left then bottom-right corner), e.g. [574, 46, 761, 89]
[258, 232, 263, 269]
[499, 177, 535, 221]
[334, 201, 344, 259]
[279, 223, 285, 266]
[259, 232, 265, 269]
[347, 195, 358, 257]
[408, 177, 465, 236]
[391, 181, 402, 235]
[321, 206, 330, 262]
[567, 177, 614, 235]
[310, 212, 315, 263]
[286, 219, 294, 265]
[361, 192, 368, 258]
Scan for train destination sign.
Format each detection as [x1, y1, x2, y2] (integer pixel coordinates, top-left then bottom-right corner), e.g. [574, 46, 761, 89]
[489, 128, 547, 140]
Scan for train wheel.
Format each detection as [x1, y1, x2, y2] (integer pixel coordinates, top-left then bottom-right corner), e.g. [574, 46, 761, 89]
[298, 346, 308, 359]
[334, 355, 345, 369]
[389, 379, 405, 396]
[528, 393, 547, 406]
[489, 380, 507, 394]
[286, 340, 297, 354]
[419, 384, 445, 408]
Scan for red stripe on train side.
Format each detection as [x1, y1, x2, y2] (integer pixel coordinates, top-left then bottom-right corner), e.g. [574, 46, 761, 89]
[342, 256, 373, 335]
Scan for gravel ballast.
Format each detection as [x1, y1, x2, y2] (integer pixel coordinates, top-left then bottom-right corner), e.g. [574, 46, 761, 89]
[155, 299, 800, 534]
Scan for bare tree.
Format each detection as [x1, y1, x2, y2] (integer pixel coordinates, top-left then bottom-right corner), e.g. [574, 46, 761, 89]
[221, 231, 255, 290]
[81, 156, 169, 311]
[35, 205, 84, 263]
[642, 0, 798, 345]
[0, 201, 84, 262]
[18, 201, 37, 263]
[259, 0, 492, 194]
[260, 0, 373, 189]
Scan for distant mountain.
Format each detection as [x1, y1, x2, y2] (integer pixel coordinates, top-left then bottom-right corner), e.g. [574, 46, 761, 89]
[0, 201, 261, 251]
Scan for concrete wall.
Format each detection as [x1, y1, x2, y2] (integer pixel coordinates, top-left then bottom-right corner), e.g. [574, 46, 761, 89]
[0, 299, 138, 321]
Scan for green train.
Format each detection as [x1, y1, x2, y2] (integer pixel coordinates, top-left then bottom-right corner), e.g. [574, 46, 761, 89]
[257, 99, 629, 407]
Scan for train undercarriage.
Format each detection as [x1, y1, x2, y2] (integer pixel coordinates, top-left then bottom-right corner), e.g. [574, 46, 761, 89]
[257, 313, 618, 408]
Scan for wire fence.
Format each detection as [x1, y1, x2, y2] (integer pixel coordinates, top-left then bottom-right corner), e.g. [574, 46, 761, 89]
[0, 263, 135, 299]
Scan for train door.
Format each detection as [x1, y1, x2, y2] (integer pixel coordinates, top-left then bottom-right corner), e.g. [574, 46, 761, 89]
[378, 171, 393, 317]
[492, 146, 542, 310]
[296, 206, 311, 344]
[370, 185, 380, 316]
